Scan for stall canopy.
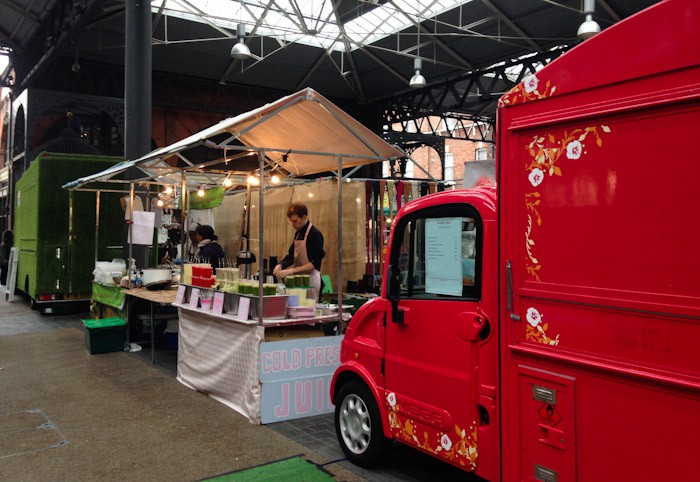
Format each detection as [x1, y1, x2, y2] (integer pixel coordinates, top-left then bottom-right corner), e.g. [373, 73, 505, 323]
[63, 88, 406, 193]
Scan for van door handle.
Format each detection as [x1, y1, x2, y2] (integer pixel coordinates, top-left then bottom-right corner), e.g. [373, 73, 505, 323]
[506, 261, 520, 321]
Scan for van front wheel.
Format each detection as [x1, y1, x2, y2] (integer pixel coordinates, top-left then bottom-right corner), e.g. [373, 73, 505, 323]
[335, 380, 390, 468]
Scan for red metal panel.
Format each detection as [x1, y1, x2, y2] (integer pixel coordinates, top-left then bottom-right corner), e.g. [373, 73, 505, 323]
[499, 1, 700, 480]
[517, 366, 576, 482]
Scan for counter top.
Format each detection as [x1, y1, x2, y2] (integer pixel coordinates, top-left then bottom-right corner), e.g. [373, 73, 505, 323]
[124, 286, 179, 304]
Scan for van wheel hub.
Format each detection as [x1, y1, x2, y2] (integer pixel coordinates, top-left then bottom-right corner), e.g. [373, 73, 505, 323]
[339, 393, 371, 454]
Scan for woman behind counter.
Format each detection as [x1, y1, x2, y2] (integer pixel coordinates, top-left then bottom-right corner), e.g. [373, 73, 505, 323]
[191, 224, 225, 269]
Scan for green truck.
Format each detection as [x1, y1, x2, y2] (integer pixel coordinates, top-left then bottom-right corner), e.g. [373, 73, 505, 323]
[14, 152, 125, 314]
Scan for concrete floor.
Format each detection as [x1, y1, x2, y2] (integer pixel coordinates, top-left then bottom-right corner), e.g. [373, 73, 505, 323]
[0, 290, 479, 482]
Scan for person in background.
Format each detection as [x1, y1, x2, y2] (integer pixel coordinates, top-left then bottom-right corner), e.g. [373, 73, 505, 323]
[273, 203, 325, 301]
[193, 224, 225, 269]
[0, 229, 13, 285]
[187, 222, 200, 259]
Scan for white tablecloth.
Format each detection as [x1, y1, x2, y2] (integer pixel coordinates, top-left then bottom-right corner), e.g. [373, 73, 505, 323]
[176, 305, 264, 424]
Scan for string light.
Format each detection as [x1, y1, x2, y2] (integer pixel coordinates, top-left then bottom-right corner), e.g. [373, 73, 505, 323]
[156, 199, 165, 207]
[223, 176, 233, 188]
[247, 174, 260, 186]
[308, 192, 314, 198]
[164, 186, 173, 195]
[197, 186, 205, 197]
[271, 174, 280, 184]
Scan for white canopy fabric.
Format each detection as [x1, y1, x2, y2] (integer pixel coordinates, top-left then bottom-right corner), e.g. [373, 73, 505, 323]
[64, 88, 405, 192]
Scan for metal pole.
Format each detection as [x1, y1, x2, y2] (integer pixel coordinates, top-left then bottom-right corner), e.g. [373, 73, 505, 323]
[180, 173, 187, 265]
[258, 150, 265, 325]
[128, 183, 135, 288]
[94, 191, 101, 265]
[6, 92, 14, 230]
[125, 1, 152, 161]
[337, 156, 344, 332]
[67, 190, 74, 293]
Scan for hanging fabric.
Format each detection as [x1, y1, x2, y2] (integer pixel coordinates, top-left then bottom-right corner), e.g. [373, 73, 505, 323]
[420, 182, 429, 197]
[411, 182, 420, 201]
[396, 181, 404, 210]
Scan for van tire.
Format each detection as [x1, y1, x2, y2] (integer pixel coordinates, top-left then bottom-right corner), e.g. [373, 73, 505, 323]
[335, 380, 390, 468]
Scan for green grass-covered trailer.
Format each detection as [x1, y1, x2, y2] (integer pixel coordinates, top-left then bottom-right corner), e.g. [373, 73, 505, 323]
[14, 153, 125, 314]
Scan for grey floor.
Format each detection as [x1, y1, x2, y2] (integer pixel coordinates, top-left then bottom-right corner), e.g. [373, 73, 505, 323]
[1, 289, 482, 482]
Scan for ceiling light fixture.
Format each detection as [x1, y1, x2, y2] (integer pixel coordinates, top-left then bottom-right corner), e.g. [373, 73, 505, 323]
[231, 23, 252, 60]
[409, 58, 426, 88]
[577, 0, 601, 40]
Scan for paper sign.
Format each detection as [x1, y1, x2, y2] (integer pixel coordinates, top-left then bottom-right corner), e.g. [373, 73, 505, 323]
[212, 292, 225, 315]
[174, 285, 186, 305]
[128, 210, 156, 245]
[234, 296, 250, 321]
[188, 288, 200, 308]
[425, 217, 463, 296]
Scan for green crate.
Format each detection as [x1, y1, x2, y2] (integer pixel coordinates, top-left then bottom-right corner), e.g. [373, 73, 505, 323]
[82, 317, 126, 354]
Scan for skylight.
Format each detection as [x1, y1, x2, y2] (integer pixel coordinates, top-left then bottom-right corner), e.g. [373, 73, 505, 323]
[152, 0, 473, 52]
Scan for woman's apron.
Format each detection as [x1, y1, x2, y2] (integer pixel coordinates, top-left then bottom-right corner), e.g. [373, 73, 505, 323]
[294, 223, 322, 302]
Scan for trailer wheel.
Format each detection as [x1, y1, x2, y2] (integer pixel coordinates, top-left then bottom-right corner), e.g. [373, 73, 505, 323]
[335, 380, 390, 468]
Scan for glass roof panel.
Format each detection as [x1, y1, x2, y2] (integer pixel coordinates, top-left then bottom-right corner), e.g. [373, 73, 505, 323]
[152, 0, 473, 52]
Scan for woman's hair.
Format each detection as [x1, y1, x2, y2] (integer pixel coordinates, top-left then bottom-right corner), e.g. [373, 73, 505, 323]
[287, 202, 308, 218]
[1, 230, 13, 245]
[195, 224, 217, 241]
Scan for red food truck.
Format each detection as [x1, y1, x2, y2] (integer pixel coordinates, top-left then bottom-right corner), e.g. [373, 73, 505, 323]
[330, 1, 700, 480]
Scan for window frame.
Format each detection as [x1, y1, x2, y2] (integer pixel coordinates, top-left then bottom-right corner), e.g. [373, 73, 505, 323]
[388, 203, 483, 302]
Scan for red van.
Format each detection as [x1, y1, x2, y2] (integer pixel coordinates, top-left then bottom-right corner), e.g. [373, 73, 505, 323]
[330, 1, 700, 480]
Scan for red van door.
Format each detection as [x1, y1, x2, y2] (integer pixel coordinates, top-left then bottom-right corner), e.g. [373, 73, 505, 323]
[382, 203, 488, 473]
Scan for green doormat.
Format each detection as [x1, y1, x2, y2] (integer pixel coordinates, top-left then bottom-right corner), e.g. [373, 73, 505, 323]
[203, 456, 333, 481]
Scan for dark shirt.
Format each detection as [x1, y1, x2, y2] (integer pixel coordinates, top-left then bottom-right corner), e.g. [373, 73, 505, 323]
[280, 221, 325, 271]
[198, 241, 225, 269]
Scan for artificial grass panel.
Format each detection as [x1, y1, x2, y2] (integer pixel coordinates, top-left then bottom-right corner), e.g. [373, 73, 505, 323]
[14, 153, 124, 297]
[203, 456, 333, 482]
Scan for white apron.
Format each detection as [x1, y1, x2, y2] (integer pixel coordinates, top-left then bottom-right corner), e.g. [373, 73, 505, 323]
[294, 222, 322, 302]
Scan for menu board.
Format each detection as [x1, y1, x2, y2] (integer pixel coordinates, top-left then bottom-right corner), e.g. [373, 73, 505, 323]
[425, 218, 463, 296]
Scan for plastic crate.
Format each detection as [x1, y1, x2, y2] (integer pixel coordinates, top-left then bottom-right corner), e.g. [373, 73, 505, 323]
[83, 317, 126, 354]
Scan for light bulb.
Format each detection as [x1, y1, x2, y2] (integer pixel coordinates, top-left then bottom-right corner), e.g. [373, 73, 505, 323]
[164, 186, 173, 195]
[197, 187, 205, 197]
[247, 175, 259, 186]
[156, 199, 165, 207]
[271, 174, 280, 184]
[308, 193, 314, 198]
[223, 177, 233, 187]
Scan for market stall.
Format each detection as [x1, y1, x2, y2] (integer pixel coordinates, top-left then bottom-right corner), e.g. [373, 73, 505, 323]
[64, 88, 406, 423]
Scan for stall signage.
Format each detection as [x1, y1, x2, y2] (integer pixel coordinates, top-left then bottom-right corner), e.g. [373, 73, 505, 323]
[188, 288, 200, 308]
[212, 292, 225, 315]
[174, 285, 187, 305]
[259, 335, 343, 423]
[233, 296, 250, 321]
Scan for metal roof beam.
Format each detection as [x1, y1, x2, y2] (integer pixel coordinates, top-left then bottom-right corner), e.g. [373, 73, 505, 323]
[480, 0, 541, 51]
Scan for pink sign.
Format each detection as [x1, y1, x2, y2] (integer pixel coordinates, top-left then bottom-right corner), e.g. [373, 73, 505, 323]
[212, 292, 225, 315]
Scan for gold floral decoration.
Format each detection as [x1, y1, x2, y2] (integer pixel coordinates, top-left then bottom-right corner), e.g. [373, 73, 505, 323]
[499, 74, 557, 107]
[524, 125, 611, 280]
[386, 393, 478, 470]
